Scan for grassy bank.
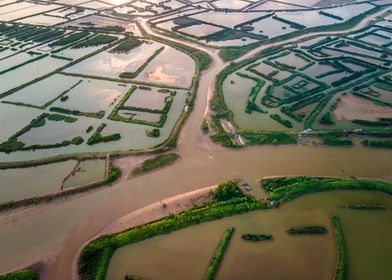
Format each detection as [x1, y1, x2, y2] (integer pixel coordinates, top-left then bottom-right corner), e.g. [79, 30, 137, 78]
[131, 153, 179, 176]
[241, 233, 273, 241]
[332, 215, 348, 280]
[261, 176, 392, 203]
[204, 227, 235, 280]
[287, 226, 327, 235]
[0, 269, 38, 280]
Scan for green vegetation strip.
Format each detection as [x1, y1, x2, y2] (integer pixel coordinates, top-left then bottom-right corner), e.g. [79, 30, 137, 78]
[204, 227, 235, 280]
[261, 176, 392, 203]
[132, 153, 179, 176]
[0, 269, 38, 280]
[332, 215, 347, 280]
[342, 204, 386, 210]
[361, 139, 392, 148]
[109, 38, 142, 54]
[287, 226, 327, 235]
[241, 233, 272, 241]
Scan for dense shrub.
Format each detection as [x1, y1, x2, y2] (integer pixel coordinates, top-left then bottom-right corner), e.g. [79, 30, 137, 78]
[214, 180, 244, 201]
[146, 128, 160, 138]
[240, 131, 297, 145]
[322, 137, 353, 146]
[201, 119, 209, 133]
[270, 114, 293, 128]
[361, 139, 392, 148]
[319, 111, 335, 125]
[109, 38, 142, 53]
[72, 34, 118, 49]
[242, 233, 272, 241]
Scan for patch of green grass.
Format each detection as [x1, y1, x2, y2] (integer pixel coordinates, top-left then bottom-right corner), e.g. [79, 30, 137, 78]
[287, 226, 327, 235]
[0, 269, 38, 280]
[261, 176, 392, 203]
[361, 139, 392, 148]
[332, 215, 347, 280]
[109, 38, 142, 53]
[72, 34, 118, 49]
[132, 153, 179, 175]
[205, 227, 235, 280]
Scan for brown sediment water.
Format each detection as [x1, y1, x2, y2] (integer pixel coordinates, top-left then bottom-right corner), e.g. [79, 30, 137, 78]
[1, 144, 391, 279]
[105, 191, 392, 280]
[0, 9, 391, 280]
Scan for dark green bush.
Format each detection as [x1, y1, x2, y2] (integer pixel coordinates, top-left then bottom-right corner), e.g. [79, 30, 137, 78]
[287, 226, 327, 235]
[214, 180, 244, 201]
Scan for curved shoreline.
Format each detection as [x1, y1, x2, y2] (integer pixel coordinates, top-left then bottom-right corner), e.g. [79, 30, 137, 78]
[70, 184, 216, 280]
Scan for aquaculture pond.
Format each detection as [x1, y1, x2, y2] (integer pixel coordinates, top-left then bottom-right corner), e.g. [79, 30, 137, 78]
[0, 56, 69, 93]
[0, 88, 188, 163]
[63, 41, 164, 79]
[217, 16, 392, 139]
[62, 159, 107, 189]
[0, 160, 77, 204]
[222, 72, 302, 131]
[135, 47, 195, 88]
[105, 190, 392, 280]
[0, 103, 41, 143]
[50, 78, 129, 116]
[177, 24, 223, 38]
[248, 16, 296, 38]
[3, 74, 80, 108]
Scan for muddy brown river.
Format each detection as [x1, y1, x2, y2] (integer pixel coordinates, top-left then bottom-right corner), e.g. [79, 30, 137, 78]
[0, 10, 392, 280]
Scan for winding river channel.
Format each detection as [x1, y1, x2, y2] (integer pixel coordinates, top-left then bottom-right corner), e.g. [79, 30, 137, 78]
[0, 9, 392, 279]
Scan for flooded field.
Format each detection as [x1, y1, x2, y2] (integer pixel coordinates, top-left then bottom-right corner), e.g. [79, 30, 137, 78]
[105, 190, 392, 280]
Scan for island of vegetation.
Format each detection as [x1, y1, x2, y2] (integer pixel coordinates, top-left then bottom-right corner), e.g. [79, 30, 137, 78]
[241, 233, 273, 241]
[131, 153, 179, 176]
[332, 215, 348, 280]
[204, 227, 235, 280]
[287, 226, 327, 235]
[341, 204, 386, 210]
